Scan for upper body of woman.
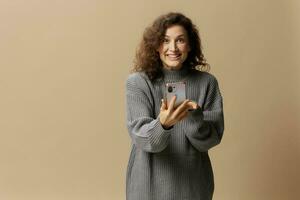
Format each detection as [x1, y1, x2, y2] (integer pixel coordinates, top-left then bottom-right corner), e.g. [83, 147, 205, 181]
[125, 12, 224, 200]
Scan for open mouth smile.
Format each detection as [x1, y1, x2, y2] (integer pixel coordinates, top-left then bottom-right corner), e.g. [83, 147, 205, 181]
[167, 54, 181, 60]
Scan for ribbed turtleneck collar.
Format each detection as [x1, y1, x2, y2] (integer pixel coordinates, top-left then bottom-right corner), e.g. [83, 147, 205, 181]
[162, 66, 190, 82]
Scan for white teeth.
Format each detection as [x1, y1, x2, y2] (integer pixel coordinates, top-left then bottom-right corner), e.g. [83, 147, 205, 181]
[168, 54, 180, 58]
[167, 54, 180, 61]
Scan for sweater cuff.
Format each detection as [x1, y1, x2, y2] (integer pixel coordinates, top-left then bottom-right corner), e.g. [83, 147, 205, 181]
[162, 125, 174, 130]
[189, 107, 204, 120]
[147, 118, 173, 149]
[185, 107, 205, 133]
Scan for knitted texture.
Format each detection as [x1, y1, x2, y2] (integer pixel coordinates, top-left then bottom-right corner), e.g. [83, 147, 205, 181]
[125, 67, 224, 200]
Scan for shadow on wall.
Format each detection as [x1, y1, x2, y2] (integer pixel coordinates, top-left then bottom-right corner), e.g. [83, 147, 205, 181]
[218, 0, 300, 199]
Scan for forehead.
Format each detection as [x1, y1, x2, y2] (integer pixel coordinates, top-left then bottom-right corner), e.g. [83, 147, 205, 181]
[164, 25, 188, 37]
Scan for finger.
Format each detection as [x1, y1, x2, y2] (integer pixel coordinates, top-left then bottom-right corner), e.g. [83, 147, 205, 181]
[160, 99, 167, 111]
[187, 101, 198, 110]
[177, 109, 189, 121]
[173, 99, 190, 116]
[167, 95, 177, 112]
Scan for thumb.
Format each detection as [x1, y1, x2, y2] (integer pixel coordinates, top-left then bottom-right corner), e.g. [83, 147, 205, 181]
[187, 101, 199, 110]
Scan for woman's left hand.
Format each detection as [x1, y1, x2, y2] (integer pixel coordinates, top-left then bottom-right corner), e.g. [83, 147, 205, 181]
[186, 100, 200, 110]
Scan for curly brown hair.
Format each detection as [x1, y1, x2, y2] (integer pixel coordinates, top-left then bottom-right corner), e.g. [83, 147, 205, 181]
[132, 12, 210, 81]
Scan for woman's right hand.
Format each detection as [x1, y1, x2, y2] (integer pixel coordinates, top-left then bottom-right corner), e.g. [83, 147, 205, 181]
[159, 96, 194, 129]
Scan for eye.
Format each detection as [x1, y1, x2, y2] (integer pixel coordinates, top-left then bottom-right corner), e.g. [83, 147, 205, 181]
[163, 38, 169, 43]
[177, 38, 185, 43]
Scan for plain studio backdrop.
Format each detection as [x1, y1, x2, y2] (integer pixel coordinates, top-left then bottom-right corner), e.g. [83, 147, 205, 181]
[0, 0, 299, 199]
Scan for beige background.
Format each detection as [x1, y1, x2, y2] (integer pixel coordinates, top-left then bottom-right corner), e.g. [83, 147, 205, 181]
[0, 0, 299, 199]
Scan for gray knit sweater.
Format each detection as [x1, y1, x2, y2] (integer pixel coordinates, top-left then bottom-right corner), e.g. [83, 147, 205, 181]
[125, 67, 224, 200]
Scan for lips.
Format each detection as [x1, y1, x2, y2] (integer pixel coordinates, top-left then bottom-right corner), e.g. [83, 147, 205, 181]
[167, 54, 181, 57]
[167, 54, 181, 60]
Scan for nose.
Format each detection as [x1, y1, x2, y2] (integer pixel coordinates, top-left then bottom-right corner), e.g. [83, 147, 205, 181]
[169, 41, 178, 51]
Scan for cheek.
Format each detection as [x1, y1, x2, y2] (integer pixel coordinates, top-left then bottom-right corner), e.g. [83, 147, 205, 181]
[162, 45, 169, 52]
[158, 45, 166, 55]
[177, 43, 189, 52]
[183, 44, 190, 52]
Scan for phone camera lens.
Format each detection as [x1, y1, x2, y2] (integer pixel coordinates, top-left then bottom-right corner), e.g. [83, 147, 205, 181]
[167, 86, 173, 93]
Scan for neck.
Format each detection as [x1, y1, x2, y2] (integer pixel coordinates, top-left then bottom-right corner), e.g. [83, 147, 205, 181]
[161, 66, 190, 82]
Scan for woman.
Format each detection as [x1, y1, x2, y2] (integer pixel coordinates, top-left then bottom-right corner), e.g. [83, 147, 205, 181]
[125, 12, 224, 200]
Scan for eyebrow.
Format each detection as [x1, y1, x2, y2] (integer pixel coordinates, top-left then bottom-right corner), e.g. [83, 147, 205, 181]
[164, 34, 185, 38]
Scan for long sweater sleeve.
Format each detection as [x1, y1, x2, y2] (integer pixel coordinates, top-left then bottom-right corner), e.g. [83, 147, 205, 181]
[125, 73, 173, 153]
[185, 75, 224, 152]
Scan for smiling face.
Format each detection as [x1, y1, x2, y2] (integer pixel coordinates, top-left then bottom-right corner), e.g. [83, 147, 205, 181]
[157, 25, 190, 71]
